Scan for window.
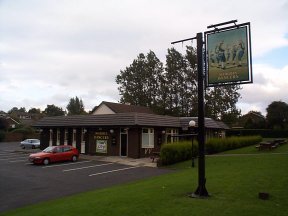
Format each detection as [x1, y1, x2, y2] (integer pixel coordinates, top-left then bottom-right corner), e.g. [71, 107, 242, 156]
[142, 128, 154, 148]
[72, 129, 76, 148]
[63, 146, 72, 152]
[166, 128, 178, 143]
[49, 129, 53, 146]
[56, 129, 60, 145]
[64, 129, 68, 145]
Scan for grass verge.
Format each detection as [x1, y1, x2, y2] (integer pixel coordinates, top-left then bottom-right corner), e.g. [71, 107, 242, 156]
[1, 143, 288, 216]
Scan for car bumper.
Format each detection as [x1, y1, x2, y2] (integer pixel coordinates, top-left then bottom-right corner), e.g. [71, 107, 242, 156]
[29, 157, 42, 164]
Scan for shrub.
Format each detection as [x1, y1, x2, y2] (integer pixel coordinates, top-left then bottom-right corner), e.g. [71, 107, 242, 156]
[206, 136, 262, 154]
[227, 129, 288, 138]
[10, 126, 36, 139]
[160, 136, 262, 165]
[160, 140, 198, 165]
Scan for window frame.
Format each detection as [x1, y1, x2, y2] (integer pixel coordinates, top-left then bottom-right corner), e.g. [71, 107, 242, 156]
[141, 128, 154, 148]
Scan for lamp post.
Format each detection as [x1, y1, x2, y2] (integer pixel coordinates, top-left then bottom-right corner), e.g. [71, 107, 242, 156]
[189, 120, 196, 168]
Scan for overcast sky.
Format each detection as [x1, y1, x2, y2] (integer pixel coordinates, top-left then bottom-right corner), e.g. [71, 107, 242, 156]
[1, 0, 288, 115]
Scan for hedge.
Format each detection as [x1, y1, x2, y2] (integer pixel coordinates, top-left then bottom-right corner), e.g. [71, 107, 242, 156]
[205, 136, 262, 154]
[160, 136, 262, 165]
[160, 140, 198, 166]
[227, 129, 288, 138]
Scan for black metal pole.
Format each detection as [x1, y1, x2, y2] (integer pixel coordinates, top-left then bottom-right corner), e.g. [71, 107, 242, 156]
[191, 136, 194, 167]
[193, 32, 209, 197]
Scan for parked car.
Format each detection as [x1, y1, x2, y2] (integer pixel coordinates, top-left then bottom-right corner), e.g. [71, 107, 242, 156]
[20, 139, 40, 149]
[29, 145, 79, 165]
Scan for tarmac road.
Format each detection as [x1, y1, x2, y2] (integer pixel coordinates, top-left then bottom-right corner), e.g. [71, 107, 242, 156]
[0, 142, 173, 213]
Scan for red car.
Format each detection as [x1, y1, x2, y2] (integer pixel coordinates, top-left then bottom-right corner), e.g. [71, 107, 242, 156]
[29, 145, 79, 165]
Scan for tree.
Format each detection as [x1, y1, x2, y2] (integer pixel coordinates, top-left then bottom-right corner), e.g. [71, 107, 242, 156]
[205, 85, 242, 120]
[66, 96, 86, 115]
[116, 51, 164, 110]
[44, 104, 65, 117]
[164, 47, 197, 116]
[28, 108, 41, 114]
[221, 108, 241, 127]
[8, 107, 26, 114]
[116, 46, 242, 119]
[266, 101, 288, 129]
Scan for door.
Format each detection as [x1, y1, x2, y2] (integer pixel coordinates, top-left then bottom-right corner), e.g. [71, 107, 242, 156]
[120, 129, 128, 156]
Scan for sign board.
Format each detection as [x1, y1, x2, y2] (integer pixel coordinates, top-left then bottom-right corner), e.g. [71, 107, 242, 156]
[96, 140, 108, 153]
[205, 23, 252, 87]
[95, 131, 109, 153]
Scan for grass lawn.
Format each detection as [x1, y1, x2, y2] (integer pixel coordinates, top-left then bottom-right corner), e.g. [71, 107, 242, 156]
[2, 143, 288, 216]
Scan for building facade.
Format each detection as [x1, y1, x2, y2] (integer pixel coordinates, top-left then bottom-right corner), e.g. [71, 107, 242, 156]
[34, 102, 229, 158]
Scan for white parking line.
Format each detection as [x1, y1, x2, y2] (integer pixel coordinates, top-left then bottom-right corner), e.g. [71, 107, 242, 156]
[42, 160, 92, 168]
[89, 166, 140, 177]
[9, 159, 28, 163]
[63, 162, 114, 172]
[0, 152, 24, 156]
[0, 156, 28, 161]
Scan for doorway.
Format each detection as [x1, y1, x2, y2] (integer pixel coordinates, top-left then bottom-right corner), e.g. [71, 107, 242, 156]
[120, 128, 128, 156]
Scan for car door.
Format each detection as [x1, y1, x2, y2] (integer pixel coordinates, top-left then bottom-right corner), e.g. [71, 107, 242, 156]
[50, 147, 62, 162]
[62, 146, 73, 161]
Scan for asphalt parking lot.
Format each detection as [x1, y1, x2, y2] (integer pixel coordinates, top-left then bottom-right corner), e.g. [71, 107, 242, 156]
[0, 142, 172, 213]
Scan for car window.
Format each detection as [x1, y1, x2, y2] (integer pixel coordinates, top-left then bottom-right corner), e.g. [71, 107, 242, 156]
[63, 146, 72, 152]
[43, 147, 54, 153]
[55, 147, 62, 153]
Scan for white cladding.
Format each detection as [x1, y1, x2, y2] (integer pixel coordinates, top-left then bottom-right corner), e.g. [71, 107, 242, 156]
[92, 104, 115, 115]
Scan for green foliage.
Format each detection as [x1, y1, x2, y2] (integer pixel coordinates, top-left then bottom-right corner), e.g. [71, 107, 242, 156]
[266, 101, 288, 129]
[160, 140, 198, 165]
[66, 96, 86, 115]
[205, 85, 242, 120]
[116, 46, 241, 121]
[160, 136, 262, 165]
[28, 108, 41, 114]
[44, 104, 65, 116]
[116, 51, 164, 110]
[8, 107, 26, 114]
[205, 136, 262, 154]
[11, 126, 35, 135]
[227, 129, 288, 138]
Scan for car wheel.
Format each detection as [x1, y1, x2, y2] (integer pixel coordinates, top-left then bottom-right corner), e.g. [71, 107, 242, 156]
[22, 146, 25, 149]
[43, 158, 50, 165]
[71, 155, 78, 162]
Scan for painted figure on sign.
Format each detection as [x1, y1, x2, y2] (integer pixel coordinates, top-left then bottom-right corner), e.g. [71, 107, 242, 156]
[209, 49, 216, 67]
[218, 40, 226, 69]
[232, 44, 237, 65]
[237, 39, 245, 67]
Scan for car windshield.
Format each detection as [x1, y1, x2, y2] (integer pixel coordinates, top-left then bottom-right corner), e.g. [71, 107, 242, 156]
[43, 146, 54, 153]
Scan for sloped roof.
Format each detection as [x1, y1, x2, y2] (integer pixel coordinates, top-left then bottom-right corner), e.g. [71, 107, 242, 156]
[33, 113, 229, 130]
[33, 112, 180, 128]
[98, 101, 155, 114]
[179, 117, 230, 129]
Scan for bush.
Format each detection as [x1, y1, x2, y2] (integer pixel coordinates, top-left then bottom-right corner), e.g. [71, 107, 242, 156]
[160, 136, 262, 165]
[160, 140, 198, 165]
[10, 126, 36, 140]
[227, 129, 288, 138]
[206, 136, 262, 154]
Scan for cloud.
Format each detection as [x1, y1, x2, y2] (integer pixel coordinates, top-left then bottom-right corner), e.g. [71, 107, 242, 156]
[0, 0, 288, 114]
[238, 64, 288, 115]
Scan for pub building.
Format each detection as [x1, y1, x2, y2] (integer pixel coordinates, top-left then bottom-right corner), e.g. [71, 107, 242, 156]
[33, 101, 229, 159]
